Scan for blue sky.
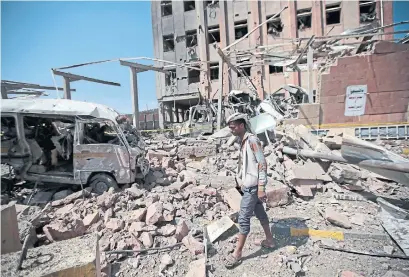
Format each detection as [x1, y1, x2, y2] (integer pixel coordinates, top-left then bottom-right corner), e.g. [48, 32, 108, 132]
[2, 1, 409, 114]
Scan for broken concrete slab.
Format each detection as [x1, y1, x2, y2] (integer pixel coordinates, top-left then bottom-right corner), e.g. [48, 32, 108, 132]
[105, 218, 124, 232]
[51, 187, 93, 207]
[222, 188, 242, 212]
[206, 216, 236, 243]
[379, 209, 409, 256]
[1, 204, 22, 254]
[55, 203, 75, 217]
[177, 144, 217, 159]
[1, 234, 101, 277]
[265, 186, 291, 207]
[43, 219, 86, 242]
[185, 257, 206, 277]
[83, 212, 99, 228]
[324, 208, 352, 229]
[182, 234, 204, 255]
[175, 220, 189, 242]
[124, 208, 147, 222]
[147, 149, 169, 161]
[290, 161, 332, 182]
[145, 202, 163, 225]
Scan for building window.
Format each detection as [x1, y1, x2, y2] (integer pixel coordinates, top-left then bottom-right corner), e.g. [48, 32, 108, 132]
[165, 69, 176, 87]
[208, 25, 220, 43]
[238, 66, 251, 78]
[266, 16, 283, 36]
[326, 3, 341, 25]
[234, 20, 248, 40]
[210, 63, 219, 80]
[185, 30, 197, 47]
[184, 1, 195, 12]
[163, 34, 175, 52]
[206, 0, 219, 6]
[269, 65, 283, 74]
[188, 67, 200, 84]
[161, 1, 172, 17]
[297, 8, 312, 30]
[359, 1, 376, 23]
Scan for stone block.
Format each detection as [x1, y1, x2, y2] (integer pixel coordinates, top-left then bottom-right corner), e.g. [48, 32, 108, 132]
[43, 219, 86, 242]
[1, 204, 22, 254]
[222, 188, 242, 212]
[265, 186, 291, 207]
[1, 234, 102, 277]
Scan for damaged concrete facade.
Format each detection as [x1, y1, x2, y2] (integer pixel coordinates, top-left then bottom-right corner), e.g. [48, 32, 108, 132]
[151, 0, 393, 129]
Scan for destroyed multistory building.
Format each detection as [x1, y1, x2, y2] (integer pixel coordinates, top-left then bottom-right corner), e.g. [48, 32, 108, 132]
[151, 0, 393, 129]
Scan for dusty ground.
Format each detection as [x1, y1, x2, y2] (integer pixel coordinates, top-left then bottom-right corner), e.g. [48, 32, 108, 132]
[112, 189, 409, 277]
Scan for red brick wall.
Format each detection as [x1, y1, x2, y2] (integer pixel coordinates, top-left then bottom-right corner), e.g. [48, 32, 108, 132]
[319, 41, 409, 125]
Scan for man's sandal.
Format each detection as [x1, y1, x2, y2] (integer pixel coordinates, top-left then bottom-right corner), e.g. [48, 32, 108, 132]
[255, 239, 275, 249]
[224, 254, 242, 269]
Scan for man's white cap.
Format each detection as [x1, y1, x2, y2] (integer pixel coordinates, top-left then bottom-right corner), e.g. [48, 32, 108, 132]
[226, 112, 253, 133]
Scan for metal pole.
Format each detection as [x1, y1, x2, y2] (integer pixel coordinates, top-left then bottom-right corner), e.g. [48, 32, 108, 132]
[63, 77, 71, 99]
[217, 59, 224, 131]
[130, 67, 139, 128]
[307, 46, 314, 103]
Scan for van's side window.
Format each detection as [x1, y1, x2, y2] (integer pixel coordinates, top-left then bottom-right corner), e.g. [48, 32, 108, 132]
[1, 116, 17, 142]
[82, 122, 123, 146]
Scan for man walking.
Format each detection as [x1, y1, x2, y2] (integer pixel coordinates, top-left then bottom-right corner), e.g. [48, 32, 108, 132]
[224, 113, 274, 269]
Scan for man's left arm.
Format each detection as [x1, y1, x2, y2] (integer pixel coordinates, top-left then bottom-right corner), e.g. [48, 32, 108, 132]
[249, 137, 267, 192]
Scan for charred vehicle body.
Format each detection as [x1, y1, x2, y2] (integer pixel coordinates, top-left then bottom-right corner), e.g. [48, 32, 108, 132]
[1, 99, 149, 194]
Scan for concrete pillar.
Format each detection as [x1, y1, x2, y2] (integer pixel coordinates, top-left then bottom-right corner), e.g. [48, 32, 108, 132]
[63, 77, 71, 99]
[178, 107, 183, 122]
[218, 0, 231, 98]
[196, 0, 211, 100]
[312, 0, 324, 37]
[250, 0, 265, 99]
[158, 101, 165, 129]
[130, 67, 139, 128]
[288, 1, 300, 87]
[1, 86, 8, 99]
[165, 103, 172, 122]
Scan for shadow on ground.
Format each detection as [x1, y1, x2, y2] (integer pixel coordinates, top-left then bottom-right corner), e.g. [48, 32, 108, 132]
[241, 217, 309, 262]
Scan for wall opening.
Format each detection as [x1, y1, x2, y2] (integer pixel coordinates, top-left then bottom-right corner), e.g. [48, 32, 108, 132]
[210, 63, 219, 80]
[185, 30, 198, 48]
[165, 69, 176, 87]
[266, 16, 283, 36]
[297, 8, 312, 30]
[161, 1, 172, 17]
[188, 67, 200, 84]
[238, 66, 251, 78]
[206, 1, 219, 7]
[184, 1, 195, 12]
[163, 34, 175, 52]
[326, 3, 341, 25]
[359, 1, 376, 23]
[269, 65, 284, 74]
[234, 20, 248, 40]
[208, 25, 221, 43]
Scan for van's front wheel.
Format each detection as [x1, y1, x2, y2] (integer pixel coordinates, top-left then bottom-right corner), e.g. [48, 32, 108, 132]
[89, 173, 119, 195]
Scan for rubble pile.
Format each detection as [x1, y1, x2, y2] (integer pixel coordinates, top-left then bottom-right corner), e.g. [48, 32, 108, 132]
[2, 124, 409, 277]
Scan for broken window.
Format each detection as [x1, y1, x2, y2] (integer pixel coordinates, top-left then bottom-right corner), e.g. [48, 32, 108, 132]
[208, 25, 221, 43]
[297, 8, 312, 30]
[165, 69, 176, 87]
[184, 1, 195, 11]
[359, 1, 376, 23]
[163, 34, 175, 52]
[269, 65, 283, 74]
[188, 67, 200, 84]
[23, 116, 75, 174]
[161, 1, 172, 17]
[1, 116, 17, 142]
[210, 63, 219, 80]
[234, 20, 248, 40]
[82, 122, 122, 146]
[238, 66, 251, 78]
[206, 0, 219, 6]
[185, 30, 198, 48]
[326, 3, 341, 25]
[266, 16, 283, 36]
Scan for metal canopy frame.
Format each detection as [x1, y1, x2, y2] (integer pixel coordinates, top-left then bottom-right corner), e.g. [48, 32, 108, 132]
[51, 69, 121, 100]
[119, 60, 169, 127]
[1, 80, 75, 99]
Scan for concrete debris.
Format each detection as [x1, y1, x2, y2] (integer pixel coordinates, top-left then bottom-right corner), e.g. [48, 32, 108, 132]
[324, 208, 352, 229]
[182, 234, 204, 255]
[3, 117, 409, 276]
[185, 258, 206, 277]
